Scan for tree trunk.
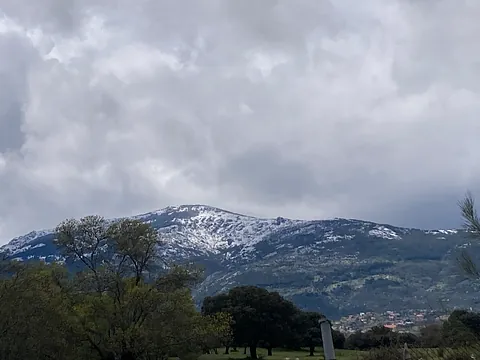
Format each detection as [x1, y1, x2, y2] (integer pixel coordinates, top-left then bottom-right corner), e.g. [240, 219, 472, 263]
[225, 346, 230, 354]
[213, 348, 218, 354]
[244, 347, 247, 355]
[267, 347, 273, 356]
[249, 345, 257, 359]
[233, 347, 237, 352]
[309, 345, 315, 356]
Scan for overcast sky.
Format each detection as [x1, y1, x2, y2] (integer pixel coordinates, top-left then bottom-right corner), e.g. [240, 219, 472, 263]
[0, 0, 479, 243]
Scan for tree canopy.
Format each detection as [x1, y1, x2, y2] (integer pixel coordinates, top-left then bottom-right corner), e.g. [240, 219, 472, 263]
[202, 285, 340, 358]
[0, 215, 230, 360]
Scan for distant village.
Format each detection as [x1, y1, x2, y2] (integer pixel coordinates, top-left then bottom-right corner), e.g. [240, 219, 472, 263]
[332, 309, 451, 334]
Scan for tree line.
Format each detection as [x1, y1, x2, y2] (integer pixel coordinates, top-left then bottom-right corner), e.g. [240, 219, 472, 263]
[201, 286, 345, 358]
[201, 286, 480, 356]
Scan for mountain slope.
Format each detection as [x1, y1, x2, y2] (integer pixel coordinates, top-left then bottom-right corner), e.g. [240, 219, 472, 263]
[1, 205, 478, 319]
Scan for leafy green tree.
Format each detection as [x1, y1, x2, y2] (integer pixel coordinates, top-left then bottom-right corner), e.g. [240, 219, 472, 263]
[332, 329, 346, 349]
[0, 262, 79, 360]
[295, 311, 323, 356]
[202, 286, 299, 359]
[55, 215, 230, 360]
[107, 218, 161, 284]
[283, 312, 306, 351]
[442, 310, 480, 347]
[202, 293, 233, 353]
[261, 292, 299, 356]
[281, 311, 345, 353]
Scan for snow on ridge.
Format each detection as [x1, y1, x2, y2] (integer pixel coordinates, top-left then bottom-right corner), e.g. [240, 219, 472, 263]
[6, 242, 47, 256]
[2, 229, 53, 254]
[368, 226, 401, 240]
[138, 204, 261, 220]
[159, 206, 306, 252]
[323, 231, 355, 243]
[426, 229, 459, 235]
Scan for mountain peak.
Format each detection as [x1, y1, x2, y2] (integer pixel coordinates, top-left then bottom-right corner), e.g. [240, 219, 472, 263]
[131, 204, 305, 253]
[136, 204, 260, 220]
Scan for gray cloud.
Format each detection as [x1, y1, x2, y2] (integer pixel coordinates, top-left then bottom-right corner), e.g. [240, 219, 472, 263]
[0, 33, 35, 152]
[0, 0, 478, 242]
[218, 146, 320, 205]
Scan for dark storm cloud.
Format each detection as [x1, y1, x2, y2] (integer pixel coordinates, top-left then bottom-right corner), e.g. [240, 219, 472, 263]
[0, 0, 479, 242]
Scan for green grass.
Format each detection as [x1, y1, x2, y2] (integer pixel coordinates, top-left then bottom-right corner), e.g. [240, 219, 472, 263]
[199, 346, 480, 360]
[199, 348, 361, 360]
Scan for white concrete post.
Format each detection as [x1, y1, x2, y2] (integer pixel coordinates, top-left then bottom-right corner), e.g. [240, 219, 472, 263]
[319, 317, 336, 360]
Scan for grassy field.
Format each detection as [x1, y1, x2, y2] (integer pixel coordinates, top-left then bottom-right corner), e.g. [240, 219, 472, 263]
[199, 348, 362, 360]
[199, 346, 480, 360]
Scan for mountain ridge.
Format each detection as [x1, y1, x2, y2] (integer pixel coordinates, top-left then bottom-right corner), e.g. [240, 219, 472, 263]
[0, 204, 476, 319]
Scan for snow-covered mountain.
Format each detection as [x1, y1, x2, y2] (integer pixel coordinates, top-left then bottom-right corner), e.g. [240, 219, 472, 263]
[2, 205, 297, 259]
[1, 205, 478, 318]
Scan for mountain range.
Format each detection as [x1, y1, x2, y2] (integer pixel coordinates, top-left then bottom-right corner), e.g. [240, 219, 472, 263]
[2, 204, 480, 319]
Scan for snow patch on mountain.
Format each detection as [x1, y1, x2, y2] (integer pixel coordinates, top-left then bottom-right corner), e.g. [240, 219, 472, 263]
[3, 229, 53, 255]
[137, 205, 307, 254]
[368, 226, 401, 240]
[427, 229, 459, 235]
